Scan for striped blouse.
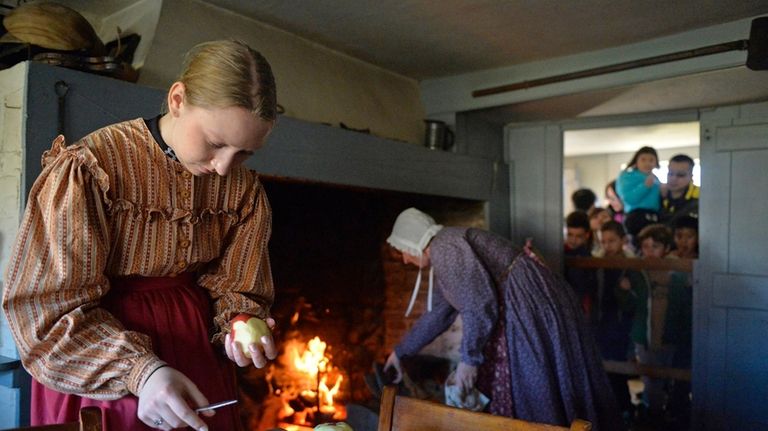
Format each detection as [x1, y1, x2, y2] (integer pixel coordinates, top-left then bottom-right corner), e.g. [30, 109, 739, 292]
[2, 118, 274, 400]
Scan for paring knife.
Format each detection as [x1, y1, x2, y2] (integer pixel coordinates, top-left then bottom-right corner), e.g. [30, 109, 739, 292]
[195, 399, 238, 413]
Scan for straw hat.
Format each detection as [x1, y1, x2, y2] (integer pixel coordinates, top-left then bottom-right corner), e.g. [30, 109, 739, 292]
[2, 2, 104, 54]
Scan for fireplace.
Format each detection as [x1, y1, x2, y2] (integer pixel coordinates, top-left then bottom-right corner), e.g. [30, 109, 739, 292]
[237, 178, 486, 430]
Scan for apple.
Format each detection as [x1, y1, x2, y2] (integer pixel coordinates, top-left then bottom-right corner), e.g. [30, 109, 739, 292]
[230, 313, 271, 354]
[314, 422, 353, 431]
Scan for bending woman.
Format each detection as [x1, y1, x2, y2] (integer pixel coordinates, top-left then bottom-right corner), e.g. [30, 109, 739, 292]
[383, 208, 622, 430]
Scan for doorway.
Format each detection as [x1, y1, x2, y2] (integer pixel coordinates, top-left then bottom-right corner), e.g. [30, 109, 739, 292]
[561, 121, 700, 430]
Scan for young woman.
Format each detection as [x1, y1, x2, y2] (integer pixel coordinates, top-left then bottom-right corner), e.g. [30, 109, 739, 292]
[3, 40, 278, 430]
[383, 208, 623, 431]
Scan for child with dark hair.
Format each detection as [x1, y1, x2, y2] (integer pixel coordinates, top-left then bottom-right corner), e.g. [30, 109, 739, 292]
[565, 210, 592, 252]
[670, 215, 699, 259]
[616, 147, 662, 242]
[564, 211, 596, 316]
[617, 224, 690, 426]
[572, 188, 598, 213]
[588, 207, 613, 256]
[592, 220, 636, 423]
[665, 215, 696, 425]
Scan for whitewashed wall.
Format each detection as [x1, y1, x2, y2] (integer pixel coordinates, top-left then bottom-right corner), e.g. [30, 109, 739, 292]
[0, 63, 25, 359]
[0, 63, 26, 430]
[138, 0, 426, 146]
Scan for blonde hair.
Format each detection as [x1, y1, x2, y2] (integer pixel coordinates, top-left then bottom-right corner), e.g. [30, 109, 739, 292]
[176, 40, 277, 121]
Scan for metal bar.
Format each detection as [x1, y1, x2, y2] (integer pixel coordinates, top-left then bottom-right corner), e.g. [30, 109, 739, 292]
[473, 40, 749, 97]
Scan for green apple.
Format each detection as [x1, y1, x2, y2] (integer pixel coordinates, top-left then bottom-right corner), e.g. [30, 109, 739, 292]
[314, 422, 353, 431]
[230, 313, 270, 354]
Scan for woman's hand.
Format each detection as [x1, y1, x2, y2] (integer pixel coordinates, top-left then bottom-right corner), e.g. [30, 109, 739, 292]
[137, 366, 211, 430]
[455, 362, 478, 394]
[383, 351, 403, 384]
[224, 317, 278, 368]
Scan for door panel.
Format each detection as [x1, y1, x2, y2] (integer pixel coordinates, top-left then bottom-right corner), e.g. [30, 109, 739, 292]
[729, 150, 768, 275]
[723, 309, 768, 423]
[715, 124, 768, 151]
[697, 102, 768, 430]
[505, 124, 563, 269]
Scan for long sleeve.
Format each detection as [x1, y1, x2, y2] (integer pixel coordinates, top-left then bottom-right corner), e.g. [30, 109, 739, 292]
[2, 137, 165, 399]
[197, 180, 274, 343]
[616, 169, 661, 213]
[434, 241, 499, 365]
[394, 289, 457, 359]
[429, 234, 499, 366]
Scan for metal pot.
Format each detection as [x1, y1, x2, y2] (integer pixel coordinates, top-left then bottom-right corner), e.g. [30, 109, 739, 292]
[424, 119, 455, 151]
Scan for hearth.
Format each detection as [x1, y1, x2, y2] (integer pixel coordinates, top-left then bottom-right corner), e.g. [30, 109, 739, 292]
[236, 178, 485, 430]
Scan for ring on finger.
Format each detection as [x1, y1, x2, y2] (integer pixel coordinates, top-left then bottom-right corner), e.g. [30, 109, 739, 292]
[153, 418, 164, 427]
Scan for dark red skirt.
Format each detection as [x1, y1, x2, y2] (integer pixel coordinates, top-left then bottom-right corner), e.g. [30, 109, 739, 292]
[31, 273, 242, 430]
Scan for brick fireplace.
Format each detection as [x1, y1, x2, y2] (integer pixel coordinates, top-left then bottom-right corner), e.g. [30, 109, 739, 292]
[237, 177, 486, 430]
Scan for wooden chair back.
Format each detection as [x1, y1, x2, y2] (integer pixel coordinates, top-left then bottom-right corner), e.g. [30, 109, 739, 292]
[4, 407, 102, 431]
[377, 386, 591, 431]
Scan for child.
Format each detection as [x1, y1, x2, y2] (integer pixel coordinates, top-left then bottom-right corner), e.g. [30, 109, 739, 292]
[615, 146, 662, 241]
[593, 221, 635, 422]
[588, 207, 613, 255]
[670, 215, 699, 259]
[565, 210, 592, 254]
[564, 211, 596, 316]
[2, 40, 279, 430]
[665, 217, 696, 426]
[618, 224, 688, 425]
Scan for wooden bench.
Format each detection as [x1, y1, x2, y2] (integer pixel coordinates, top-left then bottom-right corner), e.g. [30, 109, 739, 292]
[377, 386, 592, 431]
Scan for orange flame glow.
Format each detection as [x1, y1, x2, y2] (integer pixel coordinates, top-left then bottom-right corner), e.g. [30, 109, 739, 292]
[290, 336, 328, 377]
[277, 336, 345, 423]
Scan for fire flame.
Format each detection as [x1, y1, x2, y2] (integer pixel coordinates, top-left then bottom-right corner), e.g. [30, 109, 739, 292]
[291, 336, 329, 377]
[277, 336, 345, 424]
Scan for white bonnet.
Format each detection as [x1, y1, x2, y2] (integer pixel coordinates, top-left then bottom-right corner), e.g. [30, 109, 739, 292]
[387, 208, 443, 256]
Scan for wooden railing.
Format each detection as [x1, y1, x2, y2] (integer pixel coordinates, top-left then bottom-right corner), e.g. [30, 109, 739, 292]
[564, 256, 693, 273]
[564, 256, 695, 382]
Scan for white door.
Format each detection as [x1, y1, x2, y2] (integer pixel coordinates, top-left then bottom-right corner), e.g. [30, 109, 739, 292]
[694, 101, 768, 430]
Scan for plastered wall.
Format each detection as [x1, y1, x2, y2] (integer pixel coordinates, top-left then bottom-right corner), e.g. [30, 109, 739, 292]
[138, 0, 426, 146]
[0, 63, 25, 359]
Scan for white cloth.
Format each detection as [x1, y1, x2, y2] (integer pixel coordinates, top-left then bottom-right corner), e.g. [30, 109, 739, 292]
[444, 371, 490, 412]
[387, 208, 443, 316]
[387, 208, 443, 256]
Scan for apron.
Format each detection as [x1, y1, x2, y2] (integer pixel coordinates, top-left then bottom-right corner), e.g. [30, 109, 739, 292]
[476, 254, 623, 431]
[30, 273, 242, 430]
